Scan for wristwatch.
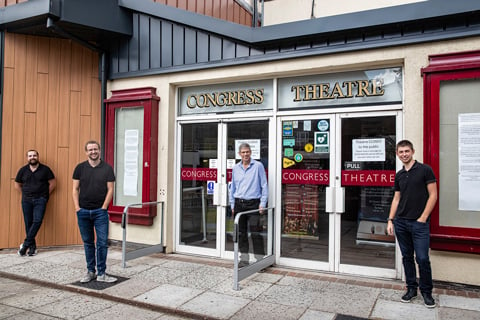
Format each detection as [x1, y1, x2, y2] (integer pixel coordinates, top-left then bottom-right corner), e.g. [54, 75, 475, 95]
[387, 218, 394, 222]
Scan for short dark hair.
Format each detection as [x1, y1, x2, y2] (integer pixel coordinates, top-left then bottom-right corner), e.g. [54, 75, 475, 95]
[85, 140, 101, 151]
[396, 139, 414, 151]
[26, 149, 39, 156]
[238, 143, 251, 152]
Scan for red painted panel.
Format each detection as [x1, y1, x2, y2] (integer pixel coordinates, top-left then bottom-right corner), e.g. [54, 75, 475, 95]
[423, 51, 480, 253]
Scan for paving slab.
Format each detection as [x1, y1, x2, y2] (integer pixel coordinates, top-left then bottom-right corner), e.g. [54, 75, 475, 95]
[33, 293, 116, 319]
[134, 283, 203, 308]
[179, 291, 251, 319]
[370, 299, 437, 320]
[439, 294, 480, 311]
[298, 309, 335, 320]
[0, 304, 25, 319]
[0, 310, 58, 319]
[438, 306, 480, 320]
[0, 287, 75, 310]
[212, 277, 273, 300]
[0, 277, 37, 299]
[277, 275, 330, 292]
[132, 265, 188, 284]
[80, 302, 165, 320]
[257, 283, 322, 308]
[230, 300, 306, 320]
[309, 284, 378, 318]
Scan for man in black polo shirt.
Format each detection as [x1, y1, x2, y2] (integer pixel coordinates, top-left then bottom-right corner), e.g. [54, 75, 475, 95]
[15, 150, 56, 256]
[387, 140, 438, 308]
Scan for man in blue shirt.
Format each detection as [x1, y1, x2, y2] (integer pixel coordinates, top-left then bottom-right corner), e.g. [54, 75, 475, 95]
[230, 143, 268, 266]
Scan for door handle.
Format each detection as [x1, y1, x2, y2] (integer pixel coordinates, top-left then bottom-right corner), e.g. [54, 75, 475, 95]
[325, 186, 345, 213]
[213, 182, 228, 206]
[335, 187, 345, 213]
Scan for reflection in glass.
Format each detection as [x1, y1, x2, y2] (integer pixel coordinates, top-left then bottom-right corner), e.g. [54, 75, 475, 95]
[281, 120, 329, 262]
[340, 116, 396, 268]
[180, 123, 217, 247]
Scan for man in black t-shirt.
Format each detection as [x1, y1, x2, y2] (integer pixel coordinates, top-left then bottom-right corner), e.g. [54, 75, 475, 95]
[15, 150, 56, 256]
[73, 140, 116, 283]
[387, 140, 438, 308]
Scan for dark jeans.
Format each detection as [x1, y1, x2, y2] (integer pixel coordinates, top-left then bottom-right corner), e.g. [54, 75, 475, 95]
[394, 218, 433, 294]
[76, 208, 110, 275]
[235, 199, 265, 261]
[21, 197, 48, 249]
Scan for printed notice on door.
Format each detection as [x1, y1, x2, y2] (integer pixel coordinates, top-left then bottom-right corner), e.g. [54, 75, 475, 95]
[352, 138, 385, 162]
[458, 113, 480, 211]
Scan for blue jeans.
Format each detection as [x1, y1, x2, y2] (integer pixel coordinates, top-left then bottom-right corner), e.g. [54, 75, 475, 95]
[394, 218, 433, 294]
[21, 197, 47, 249]
[76, 208, 110, 275]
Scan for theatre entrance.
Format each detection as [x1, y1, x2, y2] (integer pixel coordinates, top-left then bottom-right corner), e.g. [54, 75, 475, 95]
[278, 112, 401, 278]
[176, 119, 271, 259]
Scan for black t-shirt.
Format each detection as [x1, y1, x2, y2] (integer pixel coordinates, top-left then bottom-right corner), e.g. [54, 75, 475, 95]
[72, 160, 115, 210]
[15, 163, 55, 200]
[394, 160, 436, 220]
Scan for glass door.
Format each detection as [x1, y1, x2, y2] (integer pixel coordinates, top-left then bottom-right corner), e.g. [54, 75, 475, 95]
[177, 120, 270, 258]
[279, 117, 334, 270]
[178, 122, 219, 256]
[279, 112, 400, 277]
[337, 113, 398, 277]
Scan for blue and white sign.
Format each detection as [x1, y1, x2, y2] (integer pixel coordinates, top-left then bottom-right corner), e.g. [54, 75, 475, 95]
[207, 181, 215, 195]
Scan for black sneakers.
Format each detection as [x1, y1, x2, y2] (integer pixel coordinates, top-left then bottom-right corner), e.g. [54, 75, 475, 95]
[401, 288, 417, 302]
[28, 246, 38, 256]
[17, 243, 28, 257]
[421, 292, 436, 308]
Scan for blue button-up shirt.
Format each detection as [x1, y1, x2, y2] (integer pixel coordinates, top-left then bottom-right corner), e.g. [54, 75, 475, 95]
[229, 159, 268, 209]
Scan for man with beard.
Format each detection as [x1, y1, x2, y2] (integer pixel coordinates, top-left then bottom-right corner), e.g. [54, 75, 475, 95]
[15, 150, 56, 256]
[72, 140, 117, 283]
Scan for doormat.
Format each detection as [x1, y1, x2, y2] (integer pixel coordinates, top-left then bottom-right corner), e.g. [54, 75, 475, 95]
[71, 275, 129, 290]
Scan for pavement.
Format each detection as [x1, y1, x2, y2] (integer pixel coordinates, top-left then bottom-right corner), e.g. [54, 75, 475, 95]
[0, 246, 480, 320]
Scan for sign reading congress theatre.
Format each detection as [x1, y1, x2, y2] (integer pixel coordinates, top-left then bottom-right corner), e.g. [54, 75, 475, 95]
[179, 79, 273, 115]
[278, 67, 403, 109]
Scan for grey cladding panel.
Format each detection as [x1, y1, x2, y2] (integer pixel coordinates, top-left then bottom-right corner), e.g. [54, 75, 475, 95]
[197, 32, 209, 63]
[129, 14, 139, 72]
[223, 39, 236, 60]
[173, 24, 184, 66]
[139, 15, 150, 70]
[210, 37, 222, 61]
[150, 19, 161, 69]
[161, 21, 173, 68]
[184, 28, 197, 65]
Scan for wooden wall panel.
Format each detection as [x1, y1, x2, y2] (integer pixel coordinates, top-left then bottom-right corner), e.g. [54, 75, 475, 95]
[12, 35, 26, 176]
[155, 0, 254, 26]
[25, 36, 38, 113]
[1, 33, 101, 249]
[0, 68, 14, 246]
[58, 41, 72, 147]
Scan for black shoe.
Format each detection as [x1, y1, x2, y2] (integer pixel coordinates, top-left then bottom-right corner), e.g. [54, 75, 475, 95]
[28, 246, 37, 256]
[401, 288, 417, 302]
[421, 292, 436, 308]
[17, 243, 28, 257]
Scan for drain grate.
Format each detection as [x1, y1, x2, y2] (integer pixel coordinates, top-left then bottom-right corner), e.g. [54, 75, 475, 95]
[71, 275, 129, 290]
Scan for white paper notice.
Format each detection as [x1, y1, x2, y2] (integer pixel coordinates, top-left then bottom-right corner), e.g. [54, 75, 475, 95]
[124, 130, 139, 196]
[352, 138, 385, 162]
[458, 113, 480, 211]
[235, 139, 261, 159]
